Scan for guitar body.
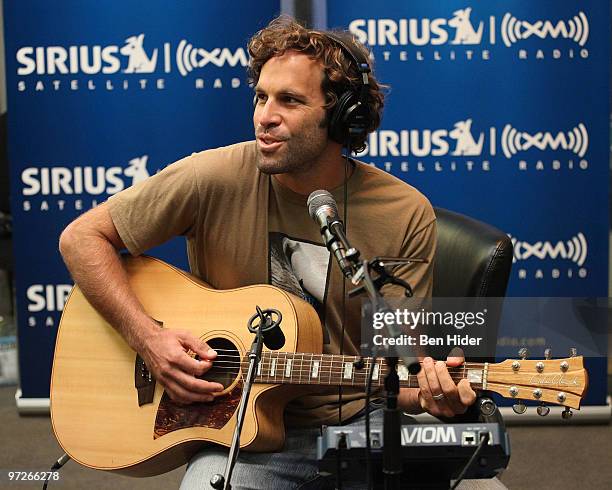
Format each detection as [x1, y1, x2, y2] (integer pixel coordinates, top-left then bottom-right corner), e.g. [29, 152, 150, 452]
[51, 256, 323, 476]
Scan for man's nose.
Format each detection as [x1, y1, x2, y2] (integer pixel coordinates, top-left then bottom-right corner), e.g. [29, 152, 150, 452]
[256, 99, 282, 129]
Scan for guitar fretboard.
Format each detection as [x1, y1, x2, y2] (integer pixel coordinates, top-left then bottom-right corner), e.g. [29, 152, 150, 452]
[244, 352, 485, 390]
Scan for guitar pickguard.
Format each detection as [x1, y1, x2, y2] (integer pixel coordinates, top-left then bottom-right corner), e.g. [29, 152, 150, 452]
[153, 380, 243, 439]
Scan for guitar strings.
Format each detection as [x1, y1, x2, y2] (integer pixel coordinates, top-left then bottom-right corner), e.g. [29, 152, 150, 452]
[206, 362, 486, 379]
[206, 348, 489, 362]
[200, 350, 487, 386]
[196, 363, 482, 385]
[200, 371, 479, 385]
[208, 359, 483, 370]
[204, 354, 486, 369]
[206, 358, 488, 372]
[205, 349, 486, 367]
[200, 359, 486, 371]
[201, 356, 483, 368]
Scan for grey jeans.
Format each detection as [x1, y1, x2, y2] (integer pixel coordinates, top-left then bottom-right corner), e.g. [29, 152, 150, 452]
[180, 409, 507, 490]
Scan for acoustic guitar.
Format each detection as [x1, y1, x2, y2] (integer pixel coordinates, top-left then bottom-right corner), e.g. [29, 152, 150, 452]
[50, 256, 588, 476]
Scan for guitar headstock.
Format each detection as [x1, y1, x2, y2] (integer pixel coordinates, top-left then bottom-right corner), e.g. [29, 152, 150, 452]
[485, 348, 588, 419]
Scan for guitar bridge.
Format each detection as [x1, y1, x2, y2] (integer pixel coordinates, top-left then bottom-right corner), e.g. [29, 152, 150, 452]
[134, 318, 163, 406]
[135, 354, 156, 406]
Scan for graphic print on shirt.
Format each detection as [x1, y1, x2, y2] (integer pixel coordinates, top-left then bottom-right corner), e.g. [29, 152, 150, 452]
[269, 232, 331, 343]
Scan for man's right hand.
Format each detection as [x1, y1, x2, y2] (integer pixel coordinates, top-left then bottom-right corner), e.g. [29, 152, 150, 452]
[59, 203, 224, 405]
[141, 328, 224, 404]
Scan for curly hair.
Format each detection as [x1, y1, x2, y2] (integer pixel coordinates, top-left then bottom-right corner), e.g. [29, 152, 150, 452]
[248, 16, 385, 154]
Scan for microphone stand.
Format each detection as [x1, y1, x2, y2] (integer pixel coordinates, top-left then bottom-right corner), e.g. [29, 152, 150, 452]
[349, 258, 425, 490]
[309, 203, 426, 488]
[210, 307, 282, 490]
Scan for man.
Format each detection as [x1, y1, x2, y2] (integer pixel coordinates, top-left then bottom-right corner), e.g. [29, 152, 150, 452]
[60, 17, 478, 488]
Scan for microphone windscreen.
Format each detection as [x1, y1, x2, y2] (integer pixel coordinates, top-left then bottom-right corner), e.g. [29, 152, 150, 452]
[263, 327, 285, 351]
[307, 190, 338, 220]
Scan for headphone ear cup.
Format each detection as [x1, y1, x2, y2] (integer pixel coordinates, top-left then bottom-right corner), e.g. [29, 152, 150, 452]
[329, 91, 360, 144]
[329, 91, 368, 146]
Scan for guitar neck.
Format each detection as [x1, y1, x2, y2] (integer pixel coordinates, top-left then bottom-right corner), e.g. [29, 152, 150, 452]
[251, 352, 486, 391]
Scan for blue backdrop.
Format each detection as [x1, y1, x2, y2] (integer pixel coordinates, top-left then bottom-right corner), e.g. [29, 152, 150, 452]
[5, 0, 280, 400]
[328, 0, 609, 406]
[5, 1, 609, 408]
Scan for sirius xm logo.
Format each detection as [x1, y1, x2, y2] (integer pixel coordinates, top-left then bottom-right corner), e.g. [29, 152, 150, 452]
[509, 233, 588, 280]
[15, 34, 246, 93]
[361, 119, 590, 173]
[26, 284, 72, 327]
[20, 155, 154, 212]
[349, 7, 590, 62]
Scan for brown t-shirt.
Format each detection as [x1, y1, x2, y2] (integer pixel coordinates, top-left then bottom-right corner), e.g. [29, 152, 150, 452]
[107, 140, 436, 427]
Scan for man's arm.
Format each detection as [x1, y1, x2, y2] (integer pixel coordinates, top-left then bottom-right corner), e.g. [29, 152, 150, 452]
[392, 218, 477, 416]
[59, 203, 223, 404]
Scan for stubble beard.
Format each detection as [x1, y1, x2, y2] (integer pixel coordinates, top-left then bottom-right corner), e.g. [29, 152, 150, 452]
[256, 120, 328, 176]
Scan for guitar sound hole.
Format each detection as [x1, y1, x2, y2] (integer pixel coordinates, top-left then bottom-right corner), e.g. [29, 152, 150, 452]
[202, 338, 241, 389]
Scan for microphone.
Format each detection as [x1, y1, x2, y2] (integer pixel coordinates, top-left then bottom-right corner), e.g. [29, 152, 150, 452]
[307, 190, 360, 278]
[248, 307, 285, 350]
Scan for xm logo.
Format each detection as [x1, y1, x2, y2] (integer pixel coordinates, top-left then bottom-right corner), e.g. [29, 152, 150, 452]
[501, 12, 589, 47]
[510, 233, 588, 267]
[349, 8, 589, 49]
[15, 34, 246, 77]
[363, 120, 589, 160]
[21, 155, 151, 196]
[501, 124, 588, 158]
[176, 40, 247, 76]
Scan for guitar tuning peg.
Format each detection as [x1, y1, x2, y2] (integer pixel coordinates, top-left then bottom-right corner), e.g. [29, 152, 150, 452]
[518, 347, 528, 360]
[570, 348, 577, 357]
[562, 407, 573, 420]
[537, 404, 550, 417]
[544, 348, 552, 360]
[512, 402, 527, 414]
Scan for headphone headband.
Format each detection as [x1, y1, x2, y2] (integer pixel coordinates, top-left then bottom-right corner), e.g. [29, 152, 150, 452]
[323, 31, 371, 101]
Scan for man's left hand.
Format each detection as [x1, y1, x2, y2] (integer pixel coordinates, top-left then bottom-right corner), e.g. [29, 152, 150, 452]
[399, 354, 477, 417]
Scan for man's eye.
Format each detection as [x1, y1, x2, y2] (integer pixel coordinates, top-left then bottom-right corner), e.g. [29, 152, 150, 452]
[255, 94, 267, 103]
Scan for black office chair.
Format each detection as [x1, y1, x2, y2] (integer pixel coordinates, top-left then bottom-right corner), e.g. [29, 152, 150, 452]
[433, 207, 512, 298]
[432, 207, 513, 423]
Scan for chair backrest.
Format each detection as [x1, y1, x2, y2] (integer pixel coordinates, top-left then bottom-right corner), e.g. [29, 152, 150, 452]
[432, 207, 513, 423]
[433, 207, 513, 298]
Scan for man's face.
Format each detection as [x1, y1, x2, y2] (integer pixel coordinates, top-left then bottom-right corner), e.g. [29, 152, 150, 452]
[253, 51, 329, 175]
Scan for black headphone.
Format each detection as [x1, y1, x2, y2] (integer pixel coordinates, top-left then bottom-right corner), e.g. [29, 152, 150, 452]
[323, 31, 372, 149]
